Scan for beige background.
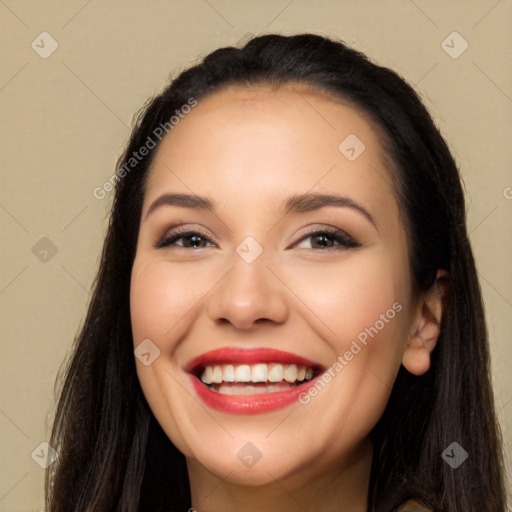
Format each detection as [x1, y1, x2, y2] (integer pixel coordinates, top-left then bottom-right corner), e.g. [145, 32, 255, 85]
[1, 0, 511, 509]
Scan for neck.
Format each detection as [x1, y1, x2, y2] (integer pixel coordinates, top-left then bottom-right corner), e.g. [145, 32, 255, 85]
[187, 437, 373, 512]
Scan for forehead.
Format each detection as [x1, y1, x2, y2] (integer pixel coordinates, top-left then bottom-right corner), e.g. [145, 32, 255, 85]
[144, 84, 397, 221]
[158, 84, 383, 154]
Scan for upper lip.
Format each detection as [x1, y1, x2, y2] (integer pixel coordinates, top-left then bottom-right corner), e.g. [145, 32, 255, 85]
[186, 347, 324, 376]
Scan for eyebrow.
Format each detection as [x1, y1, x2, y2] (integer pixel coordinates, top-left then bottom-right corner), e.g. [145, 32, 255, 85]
[145, 192, 375, 227]
[145, 193, 214, 219]
[282, 192, 375, 226]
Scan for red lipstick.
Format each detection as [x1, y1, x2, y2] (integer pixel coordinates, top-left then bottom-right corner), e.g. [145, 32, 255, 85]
[186, 347, 323, 414]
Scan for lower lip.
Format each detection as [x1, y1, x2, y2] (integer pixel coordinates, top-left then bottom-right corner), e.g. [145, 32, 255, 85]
[190, 376, 318, 414]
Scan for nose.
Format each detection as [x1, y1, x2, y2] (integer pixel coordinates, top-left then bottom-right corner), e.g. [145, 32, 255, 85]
[207, 254, 289, 330]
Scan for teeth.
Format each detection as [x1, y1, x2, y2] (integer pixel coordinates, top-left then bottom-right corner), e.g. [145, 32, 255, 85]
[218, 385, 258, 395]
[283, 364, 297, 383]
[268, 364, 283, 382]
[251, 364, 268, 382]
[212, 365, 223, 384]
[202, 366, 213, 384]
[234, 365, 251, 382]
[218, 386, 237, 395]
[223, 364, 235, 382]
[217, 382, 293, 395]
[199, 363, 314, 385]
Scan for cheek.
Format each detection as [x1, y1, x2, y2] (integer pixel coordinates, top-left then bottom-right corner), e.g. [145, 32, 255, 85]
[281, 249, 408, 352]
[130, 258, 221, 344]
[130, 258, 221, 457]
[130, 263, 175, 344]
[281, 253, 409, 447]
[281, 248, 410, 416]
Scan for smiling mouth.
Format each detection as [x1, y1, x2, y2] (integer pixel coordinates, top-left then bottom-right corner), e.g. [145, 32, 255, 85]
[186, 347, 324, 413]
[197, 363, 317, 395]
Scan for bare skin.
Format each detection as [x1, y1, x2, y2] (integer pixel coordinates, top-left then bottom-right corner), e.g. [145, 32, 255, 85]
[130, 84, 445, 512]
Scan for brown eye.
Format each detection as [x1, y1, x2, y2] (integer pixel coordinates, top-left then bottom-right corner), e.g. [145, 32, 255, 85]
[156, 229, 216, 249]
[295, 229, 361, 250]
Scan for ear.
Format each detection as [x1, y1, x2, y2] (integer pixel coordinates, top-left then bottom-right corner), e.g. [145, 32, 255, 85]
[402, 269, 449, 376]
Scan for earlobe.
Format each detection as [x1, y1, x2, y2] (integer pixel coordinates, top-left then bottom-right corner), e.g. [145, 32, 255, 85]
[402, 270, 449, 376]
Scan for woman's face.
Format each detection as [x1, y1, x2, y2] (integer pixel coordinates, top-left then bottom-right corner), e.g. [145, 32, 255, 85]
[130, 85, 421, 487]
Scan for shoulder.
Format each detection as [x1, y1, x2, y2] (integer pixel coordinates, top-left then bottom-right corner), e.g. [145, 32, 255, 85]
[395, 498, 433, 511]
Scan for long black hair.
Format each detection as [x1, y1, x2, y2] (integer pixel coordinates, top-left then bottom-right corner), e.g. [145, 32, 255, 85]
[45, 33, 507, 511]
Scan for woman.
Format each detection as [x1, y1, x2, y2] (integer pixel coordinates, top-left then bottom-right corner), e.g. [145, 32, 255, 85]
[45, 34, 507, 511]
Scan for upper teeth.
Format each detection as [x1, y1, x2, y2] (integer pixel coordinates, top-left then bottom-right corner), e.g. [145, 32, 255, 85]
[200, 363, 314, 385]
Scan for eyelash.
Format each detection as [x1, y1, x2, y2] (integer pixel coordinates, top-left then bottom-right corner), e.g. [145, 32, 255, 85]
[155, 226, 361, 251]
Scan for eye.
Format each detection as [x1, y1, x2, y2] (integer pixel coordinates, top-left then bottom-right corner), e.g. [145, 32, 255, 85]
[294, 227, 361, 250]
[155, 226, 360, 251]
[155, 228, 217, 249]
